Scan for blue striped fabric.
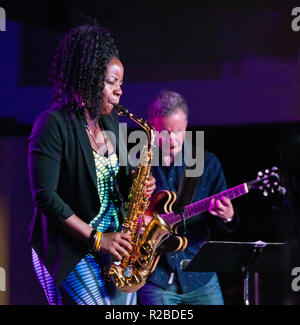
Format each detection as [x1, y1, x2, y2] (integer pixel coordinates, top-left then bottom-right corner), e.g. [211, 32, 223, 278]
[61, 254, 111, 305]
[31, 248, 63, 305]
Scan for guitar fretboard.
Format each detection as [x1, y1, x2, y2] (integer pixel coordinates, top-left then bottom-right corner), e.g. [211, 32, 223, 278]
[161, 183, 249, 226]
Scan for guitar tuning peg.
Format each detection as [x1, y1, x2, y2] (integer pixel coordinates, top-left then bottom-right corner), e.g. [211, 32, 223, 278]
[257, 171, 263, 179]
[278, 186, 287, 196]
[263, 190, 269, 197]
[271, 167, 278, 171]
[264, 169, 270, 174]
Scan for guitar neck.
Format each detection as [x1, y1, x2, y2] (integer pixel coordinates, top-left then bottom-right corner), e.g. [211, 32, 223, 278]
[161, 183, 249, 227]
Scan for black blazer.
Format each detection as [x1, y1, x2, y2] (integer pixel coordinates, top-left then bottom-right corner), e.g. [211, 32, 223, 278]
[27, 105, 132, 286]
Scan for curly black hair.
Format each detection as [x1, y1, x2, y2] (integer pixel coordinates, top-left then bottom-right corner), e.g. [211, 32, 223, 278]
[49, 20, 119, 119]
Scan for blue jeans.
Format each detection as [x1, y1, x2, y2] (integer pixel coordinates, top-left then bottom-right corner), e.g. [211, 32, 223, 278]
[138, 273, 224, 305]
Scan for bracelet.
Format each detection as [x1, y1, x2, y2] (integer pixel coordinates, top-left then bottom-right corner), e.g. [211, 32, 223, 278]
[88, 229, 97, 252]
[88, 229, 102, 253]
[94, 231, 102, 253]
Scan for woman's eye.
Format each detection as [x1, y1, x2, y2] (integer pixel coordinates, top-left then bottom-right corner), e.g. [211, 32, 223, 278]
[105, 80, 114, 85]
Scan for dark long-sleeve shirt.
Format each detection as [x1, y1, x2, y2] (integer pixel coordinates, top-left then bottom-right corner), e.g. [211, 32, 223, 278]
[147, 148, 236, 293]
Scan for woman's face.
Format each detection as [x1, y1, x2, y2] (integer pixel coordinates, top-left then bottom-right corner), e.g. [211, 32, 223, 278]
[101, 57, 124, 115]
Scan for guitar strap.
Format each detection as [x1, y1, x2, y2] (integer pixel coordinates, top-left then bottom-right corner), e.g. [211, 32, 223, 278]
[174, 165, 201, 212]
[172, 159, 202, 239]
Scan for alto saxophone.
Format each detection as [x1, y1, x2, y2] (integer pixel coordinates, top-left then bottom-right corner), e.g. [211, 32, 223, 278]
[109, 105, 172, 293]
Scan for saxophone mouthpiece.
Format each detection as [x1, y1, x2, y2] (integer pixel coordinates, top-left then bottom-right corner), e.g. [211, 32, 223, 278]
[114, 104, 131, 117]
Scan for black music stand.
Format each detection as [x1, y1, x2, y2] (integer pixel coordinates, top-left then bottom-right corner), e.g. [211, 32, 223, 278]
[182, 240, 285, 305]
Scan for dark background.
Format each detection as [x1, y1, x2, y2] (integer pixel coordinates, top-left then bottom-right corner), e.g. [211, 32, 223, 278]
[1, 0, 300, 305]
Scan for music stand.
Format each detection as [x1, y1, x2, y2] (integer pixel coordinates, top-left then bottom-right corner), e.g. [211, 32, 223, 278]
[182, 240, 285, 305]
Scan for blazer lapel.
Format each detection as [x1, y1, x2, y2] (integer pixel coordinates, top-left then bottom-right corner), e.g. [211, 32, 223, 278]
[72, 113, 97, 190]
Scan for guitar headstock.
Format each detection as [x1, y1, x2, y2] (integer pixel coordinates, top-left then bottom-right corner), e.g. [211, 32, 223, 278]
[248, 167, 286, 197]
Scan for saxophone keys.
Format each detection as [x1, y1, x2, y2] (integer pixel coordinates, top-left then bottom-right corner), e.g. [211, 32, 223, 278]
[140, 242, 152, 256]
[124, 267, 133, 278]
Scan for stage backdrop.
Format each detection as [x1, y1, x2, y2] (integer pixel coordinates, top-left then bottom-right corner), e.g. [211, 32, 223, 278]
[0, 136, 47, 305]
[1, 18, 300, 126]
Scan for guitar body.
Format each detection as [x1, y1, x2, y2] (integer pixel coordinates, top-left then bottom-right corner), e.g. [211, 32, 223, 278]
[146, 190, 177, 215]
[145, 190, 189, 273]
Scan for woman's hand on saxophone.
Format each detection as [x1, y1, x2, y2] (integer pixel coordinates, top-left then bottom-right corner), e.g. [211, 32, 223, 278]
[100, 232, 133, 261]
